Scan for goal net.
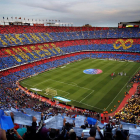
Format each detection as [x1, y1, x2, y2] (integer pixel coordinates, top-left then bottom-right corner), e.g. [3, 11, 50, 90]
[46, 88, 57, 96]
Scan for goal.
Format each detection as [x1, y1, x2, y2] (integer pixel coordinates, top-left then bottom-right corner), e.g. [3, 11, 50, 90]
[46, 88, 57, 96]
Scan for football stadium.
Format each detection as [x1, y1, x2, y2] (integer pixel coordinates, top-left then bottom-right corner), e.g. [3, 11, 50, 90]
[0, 2, 140, 140]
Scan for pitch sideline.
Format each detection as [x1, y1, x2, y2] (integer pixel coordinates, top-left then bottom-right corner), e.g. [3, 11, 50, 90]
[105, 66, 140, 110]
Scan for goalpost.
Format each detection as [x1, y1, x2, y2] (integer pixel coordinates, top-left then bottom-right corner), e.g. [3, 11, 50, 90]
[46, 88, 57, 96]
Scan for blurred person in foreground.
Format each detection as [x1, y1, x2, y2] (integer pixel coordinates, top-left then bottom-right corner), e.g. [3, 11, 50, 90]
[80, 126, 104, 140]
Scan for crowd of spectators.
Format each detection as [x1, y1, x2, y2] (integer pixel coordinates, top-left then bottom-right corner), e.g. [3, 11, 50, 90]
[130, 70, 140, 83]
[114, 71, 140, 124]
[1, 104, 139, 140]
[0, 43, 140, 70]
[0, 25, 139, 70]
[0, 25, 140, 47]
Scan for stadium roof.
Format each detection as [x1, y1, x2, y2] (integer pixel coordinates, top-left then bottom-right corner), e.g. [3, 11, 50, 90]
[120, 20, 140, 25]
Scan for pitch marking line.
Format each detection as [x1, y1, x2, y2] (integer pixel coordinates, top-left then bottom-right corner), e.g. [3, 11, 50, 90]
[60, 95, 104, 111]
[47, 91, 104, 111]
[63, 93, 70, 97]
[41, 87, 101, 110]
[21, 81, 33, 87]
[48, 79, 92, 91]
[71, 82, 77, 86]
[33, 79, 50, 87]
[79, 90, 94, 103]
[22, 80, 93, 99]
[21, 77, 50, 87]
[31, 78, 92, 91]
[105, 66, 140, 110]
[21, 82, 102, 111]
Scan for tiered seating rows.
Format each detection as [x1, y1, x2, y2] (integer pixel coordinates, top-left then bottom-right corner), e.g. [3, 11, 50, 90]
[1, 52, 139, 81]
[0, 26, 108, 34]
[0, 26, 140, 47]
[0, 39, 139, 70]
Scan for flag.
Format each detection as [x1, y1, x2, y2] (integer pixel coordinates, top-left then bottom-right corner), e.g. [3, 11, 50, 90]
[15, 17, 17, 19]
[0, 110, 14, 130]
[14, 112, 32, 126]
[97, 121, 105, 129]
[3, 17, 4, 19]
[87, 117, 97, 125]
[19, 17, 21, 19]
[75, 116, 85, 127]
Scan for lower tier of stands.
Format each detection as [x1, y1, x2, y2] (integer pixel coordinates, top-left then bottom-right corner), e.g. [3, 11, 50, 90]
[1, 52, 140, 80]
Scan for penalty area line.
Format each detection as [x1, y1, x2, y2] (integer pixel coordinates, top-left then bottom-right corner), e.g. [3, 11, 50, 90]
[41, 87, 103, 110]
[20, 83, 103, 111]
[57, 95, 104, 111]
[48, 79, 92, 91]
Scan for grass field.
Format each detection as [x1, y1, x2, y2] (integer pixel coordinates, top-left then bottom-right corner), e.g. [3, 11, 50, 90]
[19, 59, 140, 113]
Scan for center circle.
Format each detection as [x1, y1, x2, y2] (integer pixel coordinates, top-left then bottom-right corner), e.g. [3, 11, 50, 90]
[83, 69, 103, 75]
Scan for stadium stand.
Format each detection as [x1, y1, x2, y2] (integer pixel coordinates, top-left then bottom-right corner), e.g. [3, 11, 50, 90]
[114, 71, 140, 124]
[0, 26, 140, 47]
[0, 25, 140, 140]
[0, 39, 140, 69]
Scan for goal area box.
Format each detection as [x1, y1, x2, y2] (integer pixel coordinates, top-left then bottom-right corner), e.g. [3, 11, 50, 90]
[46, 88, 57, 96]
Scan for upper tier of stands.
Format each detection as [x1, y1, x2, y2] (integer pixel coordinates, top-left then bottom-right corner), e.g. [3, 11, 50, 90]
[0, 25, 140, 47]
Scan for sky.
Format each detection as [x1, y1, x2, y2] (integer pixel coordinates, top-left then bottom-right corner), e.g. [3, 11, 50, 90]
[0, 0, 140, 27]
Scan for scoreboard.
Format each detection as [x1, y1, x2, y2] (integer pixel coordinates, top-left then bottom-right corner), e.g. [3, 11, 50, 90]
[118, 22, 140, 28]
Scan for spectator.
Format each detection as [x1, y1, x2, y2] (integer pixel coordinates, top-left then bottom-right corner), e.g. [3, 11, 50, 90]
[80, 126, 104, 140]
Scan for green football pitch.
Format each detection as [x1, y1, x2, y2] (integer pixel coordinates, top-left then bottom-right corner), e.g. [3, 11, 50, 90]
[19, 59, 140, 113]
